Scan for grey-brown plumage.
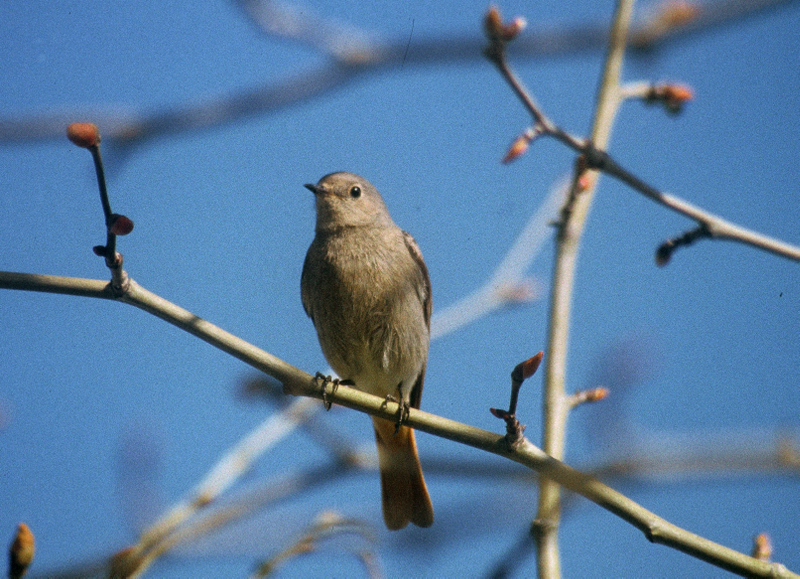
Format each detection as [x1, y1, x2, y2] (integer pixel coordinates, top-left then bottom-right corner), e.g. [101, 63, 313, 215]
[301, 172, 434, 530]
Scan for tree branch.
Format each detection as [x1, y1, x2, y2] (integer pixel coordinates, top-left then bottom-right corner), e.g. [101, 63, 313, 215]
[0, 269, 795, 578]
[485, 0, 638, 575]
[487, 9, 800, 265]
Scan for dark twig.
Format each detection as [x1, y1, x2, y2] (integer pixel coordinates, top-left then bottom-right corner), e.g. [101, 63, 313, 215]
[655, 224, 711, 266]
[491, 352, 544, 450]
[67, 123, 134, 294]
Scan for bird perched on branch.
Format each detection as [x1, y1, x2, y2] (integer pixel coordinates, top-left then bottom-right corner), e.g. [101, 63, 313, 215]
[301, 171, 434, 530]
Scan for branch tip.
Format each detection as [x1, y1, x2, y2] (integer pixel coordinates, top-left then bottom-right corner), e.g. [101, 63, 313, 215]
[502, 134, 530, 164]
[492, 352, 542, 448]
[646, 83, 694, 115]
[656, 225, 710, 266]
[502, 126, 542, 164]
[484, 6, 504, 41]
[67, 122, 100, 149]
[568, 387, 609, 409]
[521, 351, 544, 381]
[69, 122, 134, 281]
[752, 533, 772, 562]
[655, 241, 674, 266]
[484, 6, 526, 45]
[9, 523, 35, 579]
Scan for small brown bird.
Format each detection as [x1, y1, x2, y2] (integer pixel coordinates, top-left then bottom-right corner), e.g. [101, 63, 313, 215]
[301, 172, 434, 530]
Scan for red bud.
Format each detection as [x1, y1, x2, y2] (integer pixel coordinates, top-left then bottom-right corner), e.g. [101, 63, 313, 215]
[521, 351, 544, 380]
[109, 214, 134, 236]
[502, 134, 531, 164]
[67, 123, 100, 148]
[484, 6, 504, 39]
[9, 523, 35, 578]
[752, 533, 772, 561]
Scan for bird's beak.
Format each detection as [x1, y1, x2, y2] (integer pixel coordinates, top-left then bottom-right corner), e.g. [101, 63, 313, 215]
[304, 183, 319, 195]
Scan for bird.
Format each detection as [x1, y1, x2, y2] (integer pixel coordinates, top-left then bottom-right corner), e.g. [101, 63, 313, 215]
[301, 171, 434, 530]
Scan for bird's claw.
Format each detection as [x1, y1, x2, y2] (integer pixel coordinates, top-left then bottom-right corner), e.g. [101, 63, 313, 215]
[315, 372, 338, 410]
[383, 394, 410, 434]
[315, 373, 354, 410]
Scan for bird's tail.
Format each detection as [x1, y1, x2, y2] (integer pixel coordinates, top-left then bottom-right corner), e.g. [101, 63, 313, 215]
[372, 416, 434, 530]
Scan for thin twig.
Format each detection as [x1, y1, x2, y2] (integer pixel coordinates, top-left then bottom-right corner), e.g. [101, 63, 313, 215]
[487, 13, 800, 264]
[490, 353, 544, 450]
[67, 122, 134, 291]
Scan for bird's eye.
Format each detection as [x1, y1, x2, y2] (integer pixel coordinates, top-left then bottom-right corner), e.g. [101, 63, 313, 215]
[349, 186, 361, 198]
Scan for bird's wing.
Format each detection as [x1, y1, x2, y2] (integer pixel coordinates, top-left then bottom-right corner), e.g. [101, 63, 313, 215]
[403, 230, 431, 410]
[402, 230, 432, 331]
[300, 248, 315, 323]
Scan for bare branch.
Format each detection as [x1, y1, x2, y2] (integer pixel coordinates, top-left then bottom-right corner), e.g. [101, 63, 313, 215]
[486, 7, 800, 264]
[2, 269, 794, 576]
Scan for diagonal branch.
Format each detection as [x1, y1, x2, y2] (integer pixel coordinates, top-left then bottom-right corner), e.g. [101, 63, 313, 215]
[1, 269, 796, 578]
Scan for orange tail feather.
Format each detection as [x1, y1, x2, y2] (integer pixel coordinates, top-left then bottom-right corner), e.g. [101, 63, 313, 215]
[372, 417, 434, 530]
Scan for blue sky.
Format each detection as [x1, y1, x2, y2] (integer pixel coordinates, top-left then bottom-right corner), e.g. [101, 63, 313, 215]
[1, 1, 799, 577]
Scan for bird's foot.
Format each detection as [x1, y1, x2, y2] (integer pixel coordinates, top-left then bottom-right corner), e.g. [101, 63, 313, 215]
[383, 394, 410, 435]
[315, 373, 352, 410]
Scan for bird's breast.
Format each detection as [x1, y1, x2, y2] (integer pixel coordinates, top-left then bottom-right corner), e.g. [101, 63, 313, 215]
[303, 227, 428, 396]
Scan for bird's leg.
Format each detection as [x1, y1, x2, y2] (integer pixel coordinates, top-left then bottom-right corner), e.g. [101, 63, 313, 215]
[383, 383, 410, 435]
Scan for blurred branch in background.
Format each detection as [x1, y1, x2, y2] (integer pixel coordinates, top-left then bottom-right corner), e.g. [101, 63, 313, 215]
[110, 376, 800, 579]
[0, 0, 795, 148]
